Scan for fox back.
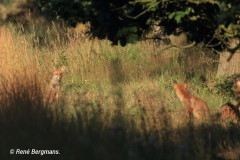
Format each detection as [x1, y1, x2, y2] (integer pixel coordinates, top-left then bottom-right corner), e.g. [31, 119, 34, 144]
[46, 66, 65, 103]
[173, 80, 210, 119]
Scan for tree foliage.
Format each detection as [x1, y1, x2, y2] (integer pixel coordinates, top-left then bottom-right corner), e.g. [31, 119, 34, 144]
[35, 0, 240, 51]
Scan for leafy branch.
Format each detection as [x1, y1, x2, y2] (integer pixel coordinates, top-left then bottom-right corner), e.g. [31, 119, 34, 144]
[122, 8, 149, 19]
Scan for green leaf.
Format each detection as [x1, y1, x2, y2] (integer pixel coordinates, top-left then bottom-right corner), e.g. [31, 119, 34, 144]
[168, 12, 175, 19]
[127, 33, 139, 43]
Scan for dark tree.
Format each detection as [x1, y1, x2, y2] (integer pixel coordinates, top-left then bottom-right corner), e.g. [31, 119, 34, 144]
[35, 0, 240, 49]
[35, 0, 240, 75]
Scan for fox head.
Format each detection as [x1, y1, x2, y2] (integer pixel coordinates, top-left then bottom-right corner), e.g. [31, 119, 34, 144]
[173, 80, 187, 89]
[52, 66, 66, 82]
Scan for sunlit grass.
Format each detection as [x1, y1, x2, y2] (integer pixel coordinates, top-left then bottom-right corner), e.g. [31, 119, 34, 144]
[0, 23, 238, 160]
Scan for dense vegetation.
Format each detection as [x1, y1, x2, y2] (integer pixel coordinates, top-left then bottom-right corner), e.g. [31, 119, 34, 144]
[0, 1, 239, 160]
[35, 0, 240, 52]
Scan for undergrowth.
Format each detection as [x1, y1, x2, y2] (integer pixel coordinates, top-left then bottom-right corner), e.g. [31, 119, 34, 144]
[0, 22, 238, 160]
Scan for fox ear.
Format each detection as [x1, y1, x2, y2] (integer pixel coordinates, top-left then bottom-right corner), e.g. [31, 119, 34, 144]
[183, 83, 187, 88]
[61, 66, 66, 71]
[173, 80, 177, 84]
[52, 66, 56, 71]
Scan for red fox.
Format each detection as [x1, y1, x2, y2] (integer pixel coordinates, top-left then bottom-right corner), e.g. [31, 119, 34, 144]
[235, 79, 240, 90]
[173, 80, 210, 119]
[46, 66, 66, 103]
[232, 78, 240, 98]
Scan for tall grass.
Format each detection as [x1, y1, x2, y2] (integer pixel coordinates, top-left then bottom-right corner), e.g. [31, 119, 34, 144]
[0, 23, 239, 160]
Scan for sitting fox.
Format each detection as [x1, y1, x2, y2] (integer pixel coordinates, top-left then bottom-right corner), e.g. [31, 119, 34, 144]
[173, 80, 210, 119]
[46, 66, 66, 103]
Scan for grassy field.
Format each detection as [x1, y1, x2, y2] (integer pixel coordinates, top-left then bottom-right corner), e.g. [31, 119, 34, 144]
[0, 22, 239, 160]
